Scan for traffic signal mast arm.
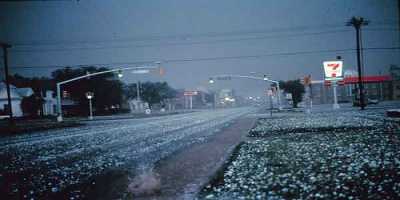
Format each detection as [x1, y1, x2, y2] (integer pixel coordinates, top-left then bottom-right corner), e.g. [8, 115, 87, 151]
[56, 65, 161, 122]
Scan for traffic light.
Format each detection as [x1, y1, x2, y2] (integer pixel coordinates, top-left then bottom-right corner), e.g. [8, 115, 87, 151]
[304, 75, 311, 85]
[159, 66, 165, 76]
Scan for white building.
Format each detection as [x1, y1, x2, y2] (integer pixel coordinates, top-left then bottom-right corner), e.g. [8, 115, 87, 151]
[0, 82, 33, 118]
[42, 90, 57, 116]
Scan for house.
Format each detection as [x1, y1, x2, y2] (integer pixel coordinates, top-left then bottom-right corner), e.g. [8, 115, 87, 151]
[42, 90, 57, 116]
[0, 82, 33, 118]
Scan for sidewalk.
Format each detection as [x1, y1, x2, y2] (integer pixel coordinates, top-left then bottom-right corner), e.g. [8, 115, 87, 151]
[0, 110, 196, 135]
[147, 115, 256, 200]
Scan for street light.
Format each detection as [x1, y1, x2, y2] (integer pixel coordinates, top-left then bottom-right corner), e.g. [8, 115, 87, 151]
[117, 70, 123, 78]
[263, 75, 282, 110]
[208, 78, 217, 109]
[85, 92, 94, 120]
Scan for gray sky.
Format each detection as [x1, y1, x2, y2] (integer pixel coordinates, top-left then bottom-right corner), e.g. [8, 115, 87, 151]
[0, 0, 399, 97]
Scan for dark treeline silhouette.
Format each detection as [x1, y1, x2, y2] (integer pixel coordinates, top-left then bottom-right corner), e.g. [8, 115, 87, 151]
[7, 66, 178, 117]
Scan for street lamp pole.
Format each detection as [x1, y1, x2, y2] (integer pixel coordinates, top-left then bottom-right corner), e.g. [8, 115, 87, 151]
[332, 82, 340, 109]
[89, 98, 93, 120]
[208, 78, 217, 109]
[263, 75, 282, 110]
[275, 81, 282, 110]
[86, 92, 94, 120]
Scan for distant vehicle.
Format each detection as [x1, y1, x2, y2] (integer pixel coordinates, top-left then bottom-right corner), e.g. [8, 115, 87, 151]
[367, 98, 379, 104]
[353, 98, 379, 107]
[297, 102, 305, 108]
[338, 100, 350, 103]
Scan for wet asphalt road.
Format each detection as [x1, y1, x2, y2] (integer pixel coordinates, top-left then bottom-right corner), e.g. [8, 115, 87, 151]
[0, 107, 255, 199]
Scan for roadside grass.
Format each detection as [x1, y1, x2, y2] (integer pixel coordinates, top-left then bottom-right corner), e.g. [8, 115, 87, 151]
[199, 113, 400, 199]
[0, 119, 82, 135]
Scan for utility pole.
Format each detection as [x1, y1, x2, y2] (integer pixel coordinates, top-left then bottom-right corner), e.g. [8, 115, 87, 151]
[347, 17, 369, 110]
[398, 0, 400, 64]
[1, 42, 13, 126]
[136, 81, 141, 101]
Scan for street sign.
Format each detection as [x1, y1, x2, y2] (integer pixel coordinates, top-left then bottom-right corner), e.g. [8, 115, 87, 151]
[324, 80, 332, 87]
[184, 91, 198, 96]
[131, 69, 150, 74]
[145, 109, 151, 115]
[323, 61, 343, 81]
[216, 76, 232, 81]
[324, 80, 344, 86]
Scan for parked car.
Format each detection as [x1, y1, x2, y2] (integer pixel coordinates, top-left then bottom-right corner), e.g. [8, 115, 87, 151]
[367, 98, 379, 104]
[353, 98, 379, 107]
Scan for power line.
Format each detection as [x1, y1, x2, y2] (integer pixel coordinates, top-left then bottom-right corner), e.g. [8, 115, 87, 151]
[10, 26, 398, 54]
[12, 23, 347, 47]
[9, 20, 397, 46]
[10, 30, 353, 53]
[10, 47, 400, 70]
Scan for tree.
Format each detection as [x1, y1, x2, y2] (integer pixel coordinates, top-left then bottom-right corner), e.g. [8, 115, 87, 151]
[9, 73, 54, 94]
[21, 94, 44, 117]
[125, 82, 176, 108]
[279, 79, 305, 108]
[9, 74, 54, 117]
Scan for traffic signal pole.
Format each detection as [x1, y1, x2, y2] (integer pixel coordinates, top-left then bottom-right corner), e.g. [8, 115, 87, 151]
[56, 65, 161, 122]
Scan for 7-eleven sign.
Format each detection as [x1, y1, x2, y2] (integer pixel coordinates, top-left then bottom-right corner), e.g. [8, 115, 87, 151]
[323, 61, 343, 81]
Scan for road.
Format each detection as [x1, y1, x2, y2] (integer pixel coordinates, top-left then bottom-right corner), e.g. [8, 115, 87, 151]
[0, 107, 256, 199]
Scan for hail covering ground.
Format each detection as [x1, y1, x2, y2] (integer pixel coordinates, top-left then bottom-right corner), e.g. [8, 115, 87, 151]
[202, 105, 400, 200]
[0, 107, 256, 199]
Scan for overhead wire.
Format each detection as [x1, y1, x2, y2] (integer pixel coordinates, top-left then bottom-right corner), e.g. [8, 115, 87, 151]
[10, 47, 400, 70]
[10, 29, 353, 53]
[12, 23, 348, 47]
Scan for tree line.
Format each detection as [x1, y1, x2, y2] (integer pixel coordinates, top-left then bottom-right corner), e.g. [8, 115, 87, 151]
[8, 66, 177, 117]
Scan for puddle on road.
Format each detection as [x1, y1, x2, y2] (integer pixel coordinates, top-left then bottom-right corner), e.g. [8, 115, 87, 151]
[128, 167, 161, 197]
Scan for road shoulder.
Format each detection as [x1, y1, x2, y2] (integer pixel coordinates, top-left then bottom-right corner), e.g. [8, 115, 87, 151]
[151, 115, 256, 200]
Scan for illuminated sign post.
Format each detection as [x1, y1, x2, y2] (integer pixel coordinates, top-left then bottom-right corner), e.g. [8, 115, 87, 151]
[323, 61, 343, 81]
[323, 60, 343, 109]
[184, 91, 198, 110]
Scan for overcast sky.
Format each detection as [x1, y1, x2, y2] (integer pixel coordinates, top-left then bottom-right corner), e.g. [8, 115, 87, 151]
[0, 0, 399, 97]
